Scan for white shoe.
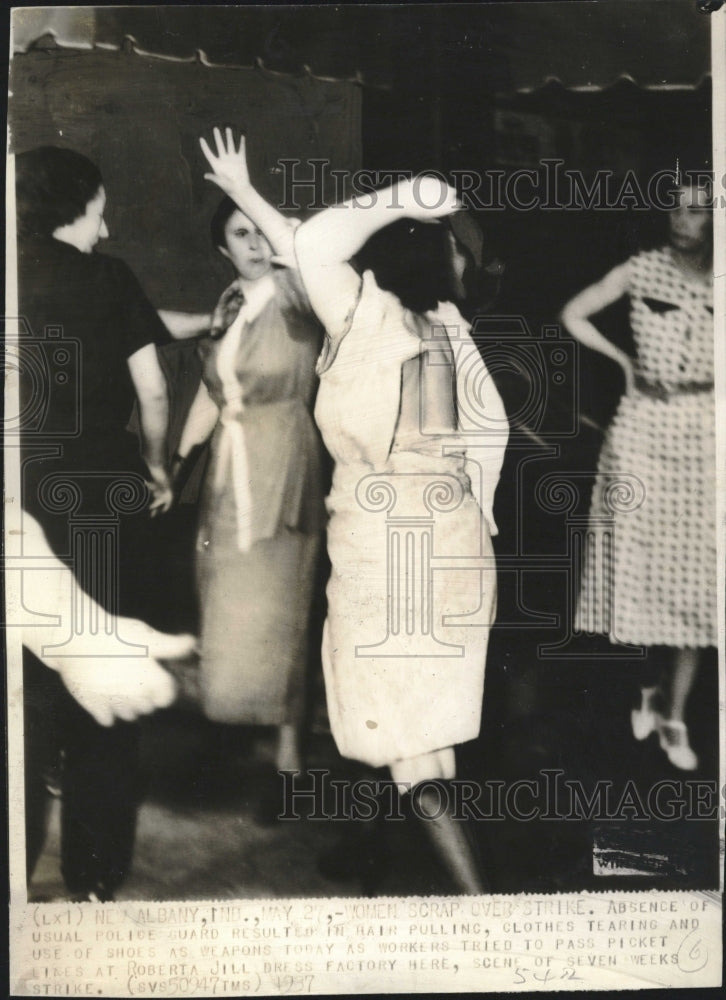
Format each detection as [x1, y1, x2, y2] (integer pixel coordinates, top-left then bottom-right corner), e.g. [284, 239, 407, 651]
[658, 719, 698, 771]
[630, 686, 660, 741]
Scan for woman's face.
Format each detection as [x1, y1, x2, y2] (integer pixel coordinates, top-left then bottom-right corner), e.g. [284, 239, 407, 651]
[219, 209, 273, 281]
[669, 184, 711, 255]
[55, 186, 109, 253]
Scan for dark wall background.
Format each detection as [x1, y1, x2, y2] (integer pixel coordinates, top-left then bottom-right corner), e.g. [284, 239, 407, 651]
[13, 3, 711, 91]
[10, 2, 712, 435]
[10, 44, 361, 312]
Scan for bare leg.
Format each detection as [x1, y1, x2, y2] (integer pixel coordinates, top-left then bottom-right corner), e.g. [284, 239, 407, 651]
[392, 749, 488, 894]
[656, 648, 700, 770]
[254, 724, 304, 825]
[410, 782, 488, 894]
[666, 648, 699, 722]
[276, 723, 302, 773]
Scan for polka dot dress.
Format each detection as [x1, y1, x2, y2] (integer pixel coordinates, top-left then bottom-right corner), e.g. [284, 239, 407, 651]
[576, 248, 716, 648]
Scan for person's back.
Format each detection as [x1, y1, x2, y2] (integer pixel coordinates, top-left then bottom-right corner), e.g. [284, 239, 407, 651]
[16, 145, 175, 903]
[19, 236, 157, 469]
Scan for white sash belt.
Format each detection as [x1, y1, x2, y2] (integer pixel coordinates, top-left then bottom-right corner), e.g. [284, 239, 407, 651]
[214, 401, 253, 552]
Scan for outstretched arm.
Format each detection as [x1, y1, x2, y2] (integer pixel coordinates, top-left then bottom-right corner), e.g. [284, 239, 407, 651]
[294, 176, 460, 335]
[560, 263, 634, 392]
[21, 511, 193, 725]
[200, 127, 296, 260]
[158, 310, 212, 340]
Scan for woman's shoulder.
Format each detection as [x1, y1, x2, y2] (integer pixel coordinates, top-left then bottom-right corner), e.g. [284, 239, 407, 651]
[359, 270, 426, 346]
[357, 269, 413, 322]
[20, 242, 134, 306]
[319, 269, 421, 376]
[627, 246, 671, 274]
[86, 249, 143, 290]
[626, 246, 681, 294]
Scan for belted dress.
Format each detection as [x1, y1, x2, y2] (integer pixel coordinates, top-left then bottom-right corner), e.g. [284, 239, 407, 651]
[575, 247, 716, 648]
[313, 271, 509, 767]
[195, 267, 327, 724]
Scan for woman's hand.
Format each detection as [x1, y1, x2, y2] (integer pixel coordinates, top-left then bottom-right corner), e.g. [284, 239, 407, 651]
[395, 175, 461, 222]
[201, 128, 299, 260]
[145, 464, 174, 517]
[200, 127, 251, 199]
[57, 621, 195, 726]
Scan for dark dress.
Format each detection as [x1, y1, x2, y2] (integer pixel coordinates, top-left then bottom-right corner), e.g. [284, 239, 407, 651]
[18, 235, 171, 898]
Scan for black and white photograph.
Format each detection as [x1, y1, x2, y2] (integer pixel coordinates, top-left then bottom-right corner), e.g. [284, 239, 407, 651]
[5, 2, 724, 995]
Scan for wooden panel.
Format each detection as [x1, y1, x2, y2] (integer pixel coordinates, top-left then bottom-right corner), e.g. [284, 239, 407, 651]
[10, 44, 362, 311]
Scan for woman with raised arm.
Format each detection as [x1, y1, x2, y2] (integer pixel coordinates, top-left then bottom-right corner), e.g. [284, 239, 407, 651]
[560, 179, 715, 771]
[291, 175, 508, 893]
[173, 129, 326, 781]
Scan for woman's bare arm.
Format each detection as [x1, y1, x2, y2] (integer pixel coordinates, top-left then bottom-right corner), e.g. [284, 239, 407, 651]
[127, 343, 172, 513]
[294, 176, 460, 335]
[560, 263, 634, 391]
[158, 310, 211, 340]
[20, 510, 192, 726]
[200, 128, 296, 260]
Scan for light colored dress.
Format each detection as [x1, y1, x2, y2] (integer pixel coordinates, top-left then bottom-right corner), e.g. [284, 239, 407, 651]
[576, 247, 716, 648]
[314, 271, 508, 768]
[195, 268, 326, 724]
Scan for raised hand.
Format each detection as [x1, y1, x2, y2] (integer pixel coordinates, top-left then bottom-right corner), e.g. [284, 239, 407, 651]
[199, 127, 251, 198]
[199, 128, 295, 260]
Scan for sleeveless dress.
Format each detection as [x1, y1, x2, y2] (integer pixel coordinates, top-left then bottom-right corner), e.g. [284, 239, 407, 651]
[195, 268, 327, 724]
[576, 248, 716, 648]
[314, 271, 508, 767]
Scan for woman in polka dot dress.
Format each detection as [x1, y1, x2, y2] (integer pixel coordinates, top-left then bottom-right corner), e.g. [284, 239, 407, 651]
[561, 180, 715, 770]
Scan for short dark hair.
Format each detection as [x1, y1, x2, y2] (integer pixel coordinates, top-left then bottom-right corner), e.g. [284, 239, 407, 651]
[355, 218, 455, 315]
[210, 195, 239, 251]
[15, 146, 103, 239]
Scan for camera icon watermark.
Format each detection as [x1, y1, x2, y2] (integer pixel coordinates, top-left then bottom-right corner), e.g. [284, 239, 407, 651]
[4, 473, 152, 658]
[3, 317, 82, 440]
[469, 316, 579, 439]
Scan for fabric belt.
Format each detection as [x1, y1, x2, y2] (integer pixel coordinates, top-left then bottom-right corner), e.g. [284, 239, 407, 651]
[634, 376, 713, 402]
[215, 401, 252, 552]
[212, 397, 306, 551]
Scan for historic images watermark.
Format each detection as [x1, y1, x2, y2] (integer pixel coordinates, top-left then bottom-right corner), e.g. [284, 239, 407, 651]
[4, 305, 647, 662]
[277, 769, 724, 823]
[277, 160, 718, 213]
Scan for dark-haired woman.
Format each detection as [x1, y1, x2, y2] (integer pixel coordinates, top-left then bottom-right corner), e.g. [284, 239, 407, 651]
[16, 146, 177, 899]
[561, 180, 715, 771]
[173, 130, 326, 776]
[287, 174, 508, 892]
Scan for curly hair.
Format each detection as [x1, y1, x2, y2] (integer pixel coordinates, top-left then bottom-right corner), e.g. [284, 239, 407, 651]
[15, 146, 103, 239]
[355, 218, 457, 314]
